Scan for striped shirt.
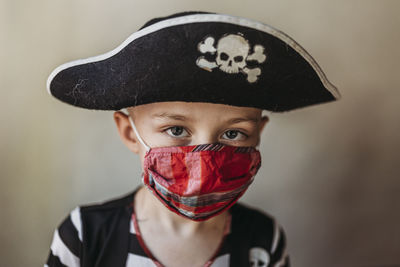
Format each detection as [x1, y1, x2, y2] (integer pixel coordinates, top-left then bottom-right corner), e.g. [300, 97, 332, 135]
[45, 190, 289, 267]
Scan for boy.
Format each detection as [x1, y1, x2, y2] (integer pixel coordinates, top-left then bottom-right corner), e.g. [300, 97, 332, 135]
[45, 11, 339, 267]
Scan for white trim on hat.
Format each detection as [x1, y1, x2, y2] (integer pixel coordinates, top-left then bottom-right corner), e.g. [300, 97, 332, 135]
[47, 13, 340, 100]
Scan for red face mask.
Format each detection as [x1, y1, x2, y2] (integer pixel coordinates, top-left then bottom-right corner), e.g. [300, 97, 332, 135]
[129, 117, 261, 221]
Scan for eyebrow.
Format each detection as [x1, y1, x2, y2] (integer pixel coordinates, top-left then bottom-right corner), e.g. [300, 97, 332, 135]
[153, 112, 259, 124]
[228, 116, 260, 124]
[152, 112, 190, 121]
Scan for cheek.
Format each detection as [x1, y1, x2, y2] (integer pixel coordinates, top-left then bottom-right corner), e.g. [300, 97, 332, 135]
[247, 130, 262, 147]
[246, 135, 261, 147]
[137, 146, 147, 171]
[139, 126, 169, 148]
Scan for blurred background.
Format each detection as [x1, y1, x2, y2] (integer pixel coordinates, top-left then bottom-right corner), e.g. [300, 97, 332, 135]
[1, 0, 399, 266]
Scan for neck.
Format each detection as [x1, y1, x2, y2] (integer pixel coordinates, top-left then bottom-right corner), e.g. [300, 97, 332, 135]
[134, 186, 227, 237]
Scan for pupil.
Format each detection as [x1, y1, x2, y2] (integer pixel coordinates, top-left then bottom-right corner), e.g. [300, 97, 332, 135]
[226, 130, 238, 139]
[171, 127, 183, 136]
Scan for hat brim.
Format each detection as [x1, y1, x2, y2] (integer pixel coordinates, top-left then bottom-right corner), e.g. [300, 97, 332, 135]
[47, 13, 340, 112]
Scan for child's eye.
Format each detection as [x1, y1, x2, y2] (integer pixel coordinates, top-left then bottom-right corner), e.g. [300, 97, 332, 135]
[221, 130, 247, 141]
[165, 126, 190, 138]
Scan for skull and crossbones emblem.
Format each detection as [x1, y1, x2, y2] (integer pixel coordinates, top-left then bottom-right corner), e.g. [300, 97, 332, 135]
[249, 247, 270, 267]
[196, 33, 267, 83]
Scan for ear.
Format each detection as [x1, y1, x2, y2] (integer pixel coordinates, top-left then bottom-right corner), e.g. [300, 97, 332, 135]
[113, 111, 140, 154]
[259, 115, 269, 133]
[256, 115, 269, 147]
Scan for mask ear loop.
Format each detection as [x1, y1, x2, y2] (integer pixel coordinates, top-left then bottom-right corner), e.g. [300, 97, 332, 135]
[127, 115, 151, 152]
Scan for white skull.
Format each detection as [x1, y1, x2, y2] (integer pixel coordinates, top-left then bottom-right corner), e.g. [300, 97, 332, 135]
[215, 34, 250, 74]
[249, 247, 270, 267]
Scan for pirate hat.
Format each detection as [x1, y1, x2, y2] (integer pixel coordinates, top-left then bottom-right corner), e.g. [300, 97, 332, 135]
[47, 11, 340, 112]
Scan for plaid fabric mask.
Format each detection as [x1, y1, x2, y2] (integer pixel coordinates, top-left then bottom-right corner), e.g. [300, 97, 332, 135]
[129, 116, 261, 221]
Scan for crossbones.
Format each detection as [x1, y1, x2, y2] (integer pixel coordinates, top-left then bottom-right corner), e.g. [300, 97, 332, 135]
[196, 34, 267, 83]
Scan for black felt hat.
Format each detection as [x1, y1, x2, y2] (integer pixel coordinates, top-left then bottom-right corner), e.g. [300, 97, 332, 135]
[47, 11, 340, 112]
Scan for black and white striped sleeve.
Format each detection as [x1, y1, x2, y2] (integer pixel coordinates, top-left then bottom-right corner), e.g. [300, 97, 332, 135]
[269, 220, 290, 267]
[45, 207, 83, 267]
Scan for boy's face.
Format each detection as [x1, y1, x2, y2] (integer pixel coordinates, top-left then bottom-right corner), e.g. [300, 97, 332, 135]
[113, 101, 268, 165]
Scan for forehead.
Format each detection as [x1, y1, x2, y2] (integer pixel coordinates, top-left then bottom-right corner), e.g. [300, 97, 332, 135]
[128, 102, 263, 119]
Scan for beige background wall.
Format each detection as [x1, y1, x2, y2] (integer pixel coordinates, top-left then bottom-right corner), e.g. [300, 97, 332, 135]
[1, 0, 399, 266]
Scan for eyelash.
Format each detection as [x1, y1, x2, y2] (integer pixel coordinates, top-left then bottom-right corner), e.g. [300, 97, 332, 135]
[221, 130, 248, 141]
[163, 126, 248, 141]
[164, 126, 190, 138]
